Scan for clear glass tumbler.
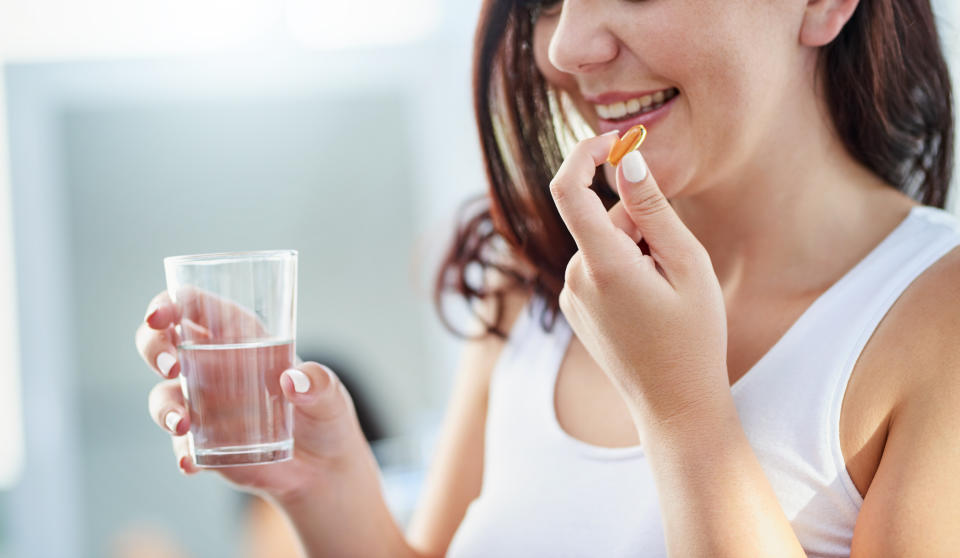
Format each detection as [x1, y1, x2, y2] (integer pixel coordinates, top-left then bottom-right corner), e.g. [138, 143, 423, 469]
[163, 250, 297, 467]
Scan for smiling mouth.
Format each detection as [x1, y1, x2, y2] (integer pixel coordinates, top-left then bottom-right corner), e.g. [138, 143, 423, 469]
[593, 87, 680, 121]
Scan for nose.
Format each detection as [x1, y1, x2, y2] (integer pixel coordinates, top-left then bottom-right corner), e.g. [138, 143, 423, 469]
[547, 1, 619, 74]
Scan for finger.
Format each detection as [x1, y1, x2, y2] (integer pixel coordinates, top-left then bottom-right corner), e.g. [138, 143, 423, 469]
[136, 322, 181, 378]
[549, 131, 625, 258]
[279, 362, 365, 456]
[181, 318, 213, 342]
[172, 435, 199, 475]
[143, 290, 212, 343]
[170, 284, 213, 325]
[144, 291, 177, 330]
[148, 379, 190, 435]
[608, 201, 644, 244]
[173, 285, 265, 341]
[616, 150, 704, 280]
[163, 285, 223, 335]
[280, 362, 352, 423]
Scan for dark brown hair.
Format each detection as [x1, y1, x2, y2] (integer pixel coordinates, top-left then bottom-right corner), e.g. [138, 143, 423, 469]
[433, 0, 955, 340]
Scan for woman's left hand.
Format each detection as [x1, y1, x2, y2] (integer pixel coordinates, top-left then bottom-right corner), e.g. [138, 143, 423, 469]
[548, 131, 729, 431]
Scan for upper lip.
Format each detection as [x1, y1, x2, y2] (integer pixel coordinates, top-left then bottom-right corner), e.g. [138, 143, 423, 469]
[583, 87, 677, 105]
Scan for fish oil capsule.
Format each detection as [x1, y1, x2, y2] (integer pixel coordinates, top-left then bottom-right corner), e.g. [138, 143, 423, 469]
[606, 124, 647, 166]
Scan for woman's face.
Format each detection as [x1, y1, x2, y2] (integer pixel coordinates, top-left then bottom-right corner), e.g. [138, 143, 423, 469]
[531, 0, 812, 199]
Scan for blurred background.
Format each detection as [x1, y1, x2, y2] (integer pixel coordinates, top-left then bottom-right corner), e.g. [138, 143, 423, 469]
[0, 1, 958, 557]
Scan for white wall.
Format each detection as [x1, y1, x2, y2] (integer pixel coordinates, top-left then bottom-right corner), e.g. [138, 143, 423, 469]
[0, 68, 24, 493]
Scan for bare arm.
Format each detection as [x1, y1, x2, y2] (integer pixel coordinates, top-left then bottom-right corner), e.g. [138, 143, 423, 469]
[639, 253, 960, 558]
[848, 361, 960, 557]
[405, 278, 532, 558]
[848, 259, 960, 557]
[271, 439, 421, 558]
[637, 393, 808, 557]
[271, 261, 530, 558]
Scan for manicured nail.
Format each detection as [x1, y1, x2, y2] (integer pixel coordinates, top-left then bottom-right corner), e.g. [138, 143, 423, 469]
[603, 129, 621, 136]
[285, 368, 311, 393]
[164, 410, 183, 433]
[145, 303, 160, 324]
[156, 352, 177, 377]
[622, 150, 648, 182]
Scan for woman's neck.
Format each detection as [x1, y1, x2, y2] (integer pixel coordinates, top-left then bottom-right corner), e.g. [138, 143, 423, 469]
[669, 119, 916, 298]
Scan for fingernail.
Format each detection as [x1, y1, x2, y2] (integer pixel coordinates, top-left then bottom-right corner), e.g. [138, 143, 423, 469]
[157, 352, 177, 377]
[622, 150, 648, 182]
[145, 303, 160, 324]
[178, 455, 191, 474]
[603, 129, 621, 136]
[284, 368, 311, 393]
[164, 410, 183, 433]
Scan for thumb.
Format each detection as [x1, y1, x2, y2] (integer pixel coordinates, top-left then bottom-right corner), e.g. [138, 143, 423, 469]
[281, 362, 362, 442]
[617, 150, 703, 279]
[280, 362, 371, 462]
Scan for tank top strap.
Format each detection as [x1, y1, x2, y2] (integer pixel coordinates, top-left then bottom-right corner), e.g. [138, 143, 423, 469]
[730, 205, 960, 511]
[823, 205, 960, 504]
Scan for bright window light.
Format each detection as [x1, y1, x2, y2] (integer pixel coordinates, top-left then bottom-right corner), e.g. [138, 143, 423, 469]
[0, 68, 24, 489]
[0, 0, 275, 61]
[284, 0, 441, 51]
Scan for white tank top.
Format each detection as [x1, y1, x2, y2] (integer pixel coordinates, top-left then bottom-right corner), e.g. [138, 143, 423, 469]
[445, 204, 960, 558]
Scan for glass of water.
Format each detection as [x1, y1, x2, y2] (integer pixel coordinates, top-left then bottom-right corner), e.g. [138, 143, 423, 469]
[163, 250, 297, 467]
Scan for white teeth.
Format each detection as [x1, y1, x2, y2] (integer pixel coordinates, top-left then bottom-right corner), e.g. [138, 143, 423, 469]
[594, 88, 678, 120]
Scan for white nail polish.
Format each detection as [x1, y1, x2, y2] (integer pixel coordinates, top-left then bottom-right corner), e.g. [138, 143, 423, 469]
[622, 150, 648, 182]
[285, 368, 311, 393]
[156, 352, 177, 376]
[164, 410, 183, 432]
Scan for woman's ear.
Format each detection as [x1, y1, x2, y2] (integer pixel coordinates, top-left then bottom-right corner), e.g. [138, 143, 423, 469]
[799, 0, 860, 47]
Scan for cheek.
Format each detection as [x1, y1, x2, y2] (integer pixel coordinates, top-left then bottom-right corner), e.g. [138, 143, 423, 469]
[671, 5, 790, 134]
[638, 13, 764, 175]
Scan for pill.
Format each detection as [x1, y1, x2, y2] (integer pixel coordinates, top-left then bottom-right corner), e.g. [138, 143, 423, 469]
[606, 124, 647, 166]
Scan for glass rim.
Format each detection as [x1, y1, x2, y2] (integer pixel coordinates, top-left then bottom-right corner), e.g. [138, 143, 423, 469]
[164, 249, 297, 266]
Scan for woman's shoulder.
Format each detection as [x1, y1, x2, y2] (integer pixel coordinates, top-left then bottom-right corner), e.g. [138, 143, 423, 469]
[887, 240, 960, 393]
[848, 241, 960, 552]
[847, 232, 960, 440]
[855, 230, 960, 396]
[860, 199, 960, 376]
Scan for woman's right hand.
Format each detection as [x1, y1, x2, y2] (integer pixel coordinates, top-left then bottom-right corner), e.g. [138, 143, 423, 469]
[134, 289, 373, 503]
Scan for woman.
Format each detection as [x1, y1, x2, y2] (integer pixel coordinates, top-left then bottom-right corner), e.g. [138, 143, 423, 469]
[135, 0, 959, 556]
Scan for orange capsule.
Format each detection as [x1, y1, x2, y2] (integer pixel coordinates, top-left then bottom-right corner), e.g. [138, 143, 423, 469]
[606, 124, 647, 166]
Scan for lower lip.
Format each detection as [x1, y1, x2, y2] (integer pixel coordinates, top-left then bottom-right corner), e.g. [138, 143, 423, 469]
[595, 93, 678, 136]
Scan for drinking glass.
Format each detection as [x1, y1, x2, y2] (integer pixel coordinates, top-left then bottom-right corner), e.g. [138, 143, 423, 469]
[163, 250, 297, 467]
